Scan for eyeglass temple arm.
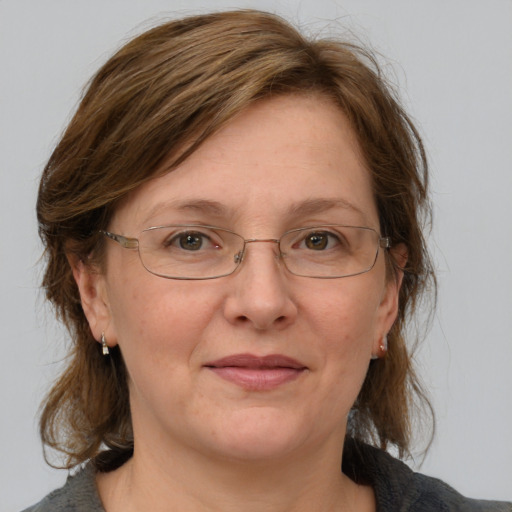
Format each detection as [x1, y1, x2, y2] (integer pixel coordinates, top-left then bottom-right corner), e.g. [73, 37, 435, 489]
[102, 230, 139, 249]
[380, 237, 391, 249]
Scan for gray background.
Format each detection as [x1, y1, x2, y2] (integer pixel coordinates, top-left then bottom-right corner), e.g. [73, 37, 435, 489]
[1, 1, 511, 510]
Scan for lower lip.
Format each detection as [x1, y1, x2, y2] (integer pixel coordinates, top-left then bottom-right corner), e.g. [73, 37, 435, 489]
[208, 367, 305, 391]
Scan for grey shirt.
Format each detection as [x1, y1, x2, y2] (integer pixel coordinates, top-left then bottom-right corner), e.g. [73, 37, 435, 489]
[22, 441, 511, 511]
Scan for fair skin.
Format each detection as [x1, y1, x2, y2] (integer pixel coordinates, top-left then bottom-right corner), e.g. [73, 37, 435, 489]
[73, 94, 403, 512]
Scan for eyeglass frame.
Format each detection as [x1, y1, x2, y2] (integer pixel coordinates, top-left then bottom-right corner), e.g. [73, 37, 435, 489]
[101, 224, 392, 280]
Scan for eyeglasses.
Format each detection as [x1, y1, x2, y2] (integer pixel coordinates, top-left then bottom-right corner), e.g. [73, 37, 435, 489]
[101, 224, 391, 280]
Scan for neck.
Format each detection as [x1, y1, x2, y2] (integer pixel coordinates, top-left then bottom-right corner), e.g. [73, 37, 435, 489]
[97, 434, 369, 512]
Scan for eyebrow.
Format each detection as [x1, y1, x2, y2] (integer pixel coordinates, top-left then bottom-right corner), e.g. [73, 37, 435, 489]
[287, 197, 367, 220]
[143, 199, 228, 224]
[143, 197, 368, 225]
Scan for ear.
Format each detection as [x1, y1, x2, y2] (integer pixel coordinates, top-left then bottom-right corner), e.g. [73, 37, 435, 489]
[68, 253, 114, 347]
[372, 243, 407, 357]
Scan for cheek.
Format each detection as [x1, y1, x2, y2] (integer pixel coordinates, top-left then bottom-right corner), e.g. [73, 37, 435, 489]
[303, 275, 384, 387]
[106, 272, 219, 369]
[305, 276, 383, 344]
[107, 279, 222, 421]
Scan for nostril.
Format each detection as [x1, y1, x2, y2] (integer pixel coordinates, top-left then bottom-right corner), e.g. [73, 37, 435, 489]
[235, 315, 249, 324]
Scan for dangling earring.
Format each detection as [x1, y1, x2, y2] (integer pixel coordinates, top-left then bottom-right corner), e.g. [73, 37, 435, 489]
[101, 332, 109, 356]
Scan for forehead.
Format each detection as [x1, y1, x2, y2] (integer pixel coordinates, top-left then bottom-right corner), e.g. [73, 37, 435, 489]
[112, 94, 378, 232]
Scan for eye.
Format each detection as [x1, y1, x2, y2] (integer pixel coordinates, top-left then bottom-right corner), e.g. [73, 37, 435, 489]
[178, 232, 204, 251]
[302, 231, 340, 250]
[166, 231, 218, 251]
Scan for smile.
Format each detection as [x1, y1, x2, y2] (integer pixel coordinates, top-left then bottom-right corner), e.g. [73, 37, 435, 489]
[204, 353, 308, 391]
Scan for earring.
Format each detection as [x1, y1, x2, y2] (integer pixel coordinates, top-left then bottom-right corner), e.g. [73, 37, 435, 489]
[371, 335, 388, 360]
[379, 335, 388, 357]
[101, 332, 109, 356]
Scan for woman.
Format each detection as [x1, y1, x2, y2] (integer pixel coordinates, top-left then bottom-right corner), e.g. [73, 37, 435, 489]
[24, 10, 510, 512]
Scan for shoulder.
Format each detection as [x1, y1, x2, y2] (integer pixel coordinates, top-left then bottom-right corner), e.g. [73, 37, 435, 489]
[408, 472, 511, 512]
[343, 439, 512, 512]
[20, 464, 104, 512]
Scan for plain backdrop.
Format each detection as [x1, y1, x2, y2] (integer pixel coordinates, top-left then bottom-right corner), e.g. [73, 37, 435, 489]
[1, 1, 511, 510]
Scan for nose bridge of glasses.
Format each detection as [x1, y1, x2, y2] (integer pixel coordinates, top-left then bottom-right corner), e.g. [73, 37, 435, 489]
[233, 238, 280, 265]
[244, 238, 280, 244]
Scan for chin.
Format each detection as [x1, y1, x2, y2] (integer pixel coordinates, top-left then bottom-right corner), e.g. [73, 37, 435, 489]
[198, 407, 312, 463]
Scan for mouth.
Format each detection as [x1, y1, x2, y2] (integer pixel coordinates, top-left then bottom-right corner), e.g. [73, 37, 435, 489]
[204, 353, 308, 391]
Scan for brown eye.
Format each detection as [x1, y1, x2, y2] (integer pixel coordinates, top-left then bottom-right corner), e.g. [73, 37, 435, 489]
[305, 233, 329, 250]
[178, 233, 204, 251]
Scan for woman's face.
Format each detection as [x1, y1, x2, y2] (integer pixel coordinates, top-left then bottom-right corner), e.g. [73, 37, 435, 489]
[80, 94, 401, 463]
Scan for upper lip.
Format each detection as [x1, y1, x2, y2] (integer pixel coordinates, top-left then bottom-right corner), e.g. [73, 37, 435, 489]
[204, 353, 307, 369]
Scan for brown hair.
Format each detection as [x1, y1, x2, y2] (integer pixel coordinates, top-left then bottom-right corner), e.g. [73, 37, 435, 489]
[37, 9, 435, 470]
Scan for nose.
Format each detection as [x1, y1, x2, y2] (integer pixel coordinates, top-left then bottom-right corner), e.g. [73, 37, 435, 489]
[223, 240, 298, 330]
